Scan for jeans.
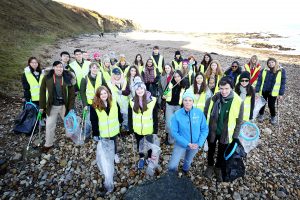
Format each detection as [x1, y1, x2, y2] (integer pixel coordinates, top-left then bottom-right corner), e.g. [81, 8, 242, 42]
[165, 104, 181, 144]
[168, 143, 199, 172]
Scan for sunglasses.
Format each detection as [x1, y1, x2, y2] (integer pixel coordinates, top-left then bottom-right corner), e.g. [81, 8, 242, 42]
[231, 65, 238, 68]
[241, 79, 249, 83]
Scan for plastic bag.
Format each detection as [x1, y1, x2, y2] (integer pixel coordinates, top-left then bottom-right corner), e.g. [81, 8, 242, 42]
[96, 139, 115, 192]
[13, 102, 38, 135]
[139, 135, 161, 176]
[64, 110, 84, 145]
[239, 122, 260, 153]
[253, 96, 267, 119]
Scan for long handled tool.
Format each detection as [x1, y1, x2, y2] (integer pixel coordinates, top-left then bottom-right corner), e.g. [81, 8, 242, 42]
[163, 72, 189, 96]
[277, 99, 280, 134]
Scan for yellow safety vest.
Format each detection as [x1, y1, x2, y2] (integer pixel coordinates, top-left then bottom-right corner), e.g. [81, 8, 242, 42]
[130, 97, 157, 136]
[193, 91, 206, 111]
[172, 60, 182, 70]
[165, 83, 185, 105]
[243, 96, 251, 121]
[86, 73, 102, 105]
[95, 100, 119, 138]
[207, 92, 242, 143]
[69, 60, 91, 88]
[24, 67, 44, 101]
[151, 55, 163, 73]
[100, 67, 112, 83]
[207, 75, 221, 95]
[259, 69, 282, 97]
[193, 64, 205, 74]
[244, 64, 261, 87]
[114, 65, 130, 77]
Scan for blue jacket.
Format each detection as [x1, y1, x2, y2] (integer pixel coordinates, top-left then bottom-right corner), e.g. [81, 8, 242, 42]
[255, 68, 286, 95]
[171, 107, 208, 148]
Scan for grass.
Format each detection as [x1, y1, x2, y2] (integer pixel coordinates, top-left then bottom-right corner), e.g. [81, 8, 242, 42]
[0, 0, 136, 96]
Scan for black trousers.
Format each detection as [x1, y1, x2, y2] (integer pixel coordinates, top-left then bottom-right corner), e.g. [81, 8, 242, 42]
[259, 91, 277, 117]
[135, 133, 153, 158]
[207, 135, 227, 168]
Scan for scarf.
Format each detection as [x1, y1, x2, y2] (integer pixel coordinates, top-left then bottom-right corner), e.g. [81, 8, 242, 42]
[211, 91, 234, 120]
[144, 65, 155, 83]
[239, 85, 247, 101]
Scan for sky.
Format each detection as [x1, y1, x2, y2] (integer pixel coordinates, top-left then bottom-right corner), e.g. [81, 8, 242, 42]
[56, 0, 300, 34]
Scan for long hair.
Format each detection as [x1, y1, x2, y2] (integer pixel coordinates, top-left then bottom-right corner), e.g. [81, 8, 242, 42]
[200, 53, 212, 69]
[267, 57, 280, 73]
[92, 86, 112, 111]
[162, 63, 174, 76]
[133, 90, 148, 113]
[193, 72, 207, 94]
[181, 61, 189, 77]
[27, 57, 41, 72]
[249, 55, 259, 68]
[146, 58, 154, 68]
[134, 54, 144, 66]
[235, 81, 255, 97]
[126, 65, 140, 84]
[172, 70, 187, 89]
[205, 60, 223, 79]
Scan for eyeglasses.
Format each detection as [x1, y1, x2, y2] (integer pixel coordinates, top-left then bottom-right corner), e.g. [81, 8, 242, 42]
[231, 65, 238, 68]
[241, 79, 249, 83]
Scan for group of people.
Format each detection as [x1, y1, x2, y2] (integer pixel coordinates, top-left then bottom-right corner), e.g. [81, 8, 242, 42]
[21, 46, 286, 193]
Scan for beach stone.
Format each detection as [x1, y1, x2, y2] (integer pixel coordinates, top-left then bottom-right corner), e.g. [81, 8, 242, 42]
[40, 159, 47, 165]
[60, 160, 67, 167]
[233, 192, 241, 200]
[120, 187, 127, 194]
[12, 153, 22, 161]
[276, 190, 287, 198]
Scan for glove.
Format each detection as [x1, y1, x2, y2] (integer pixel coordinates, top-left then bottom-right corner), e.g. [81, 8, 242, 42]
[93, 136, 100, 142]
[37, 111, 43, 120]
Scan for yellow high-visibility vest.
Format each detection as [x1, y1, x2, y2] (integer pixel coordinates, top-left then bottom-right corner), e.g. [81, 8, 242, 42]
[207, 75, 222, 95]
[100, 67, 112, 83]
[243, 96, 251, 121]
[259, 69, 282, 97]
[151, 55, 163, 73]
[194, 92, 206, 111]
[165, 83, 185, 105]
[172, 60, 182, 70]
[130, 97, 157, 136]
[95, 100, 119, 138]
[86, 73, 102, 105]
[194, 64, 205, 74]
[69, 60, 91, 88]
[24, 67, 44, 101]
[207, 92, 242, 143]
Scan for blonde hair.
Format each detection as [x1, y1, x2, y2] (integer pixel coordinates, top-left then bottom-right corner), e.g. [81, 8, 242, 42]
[205, 60, 223, 79]
[250, 55, 259, 68]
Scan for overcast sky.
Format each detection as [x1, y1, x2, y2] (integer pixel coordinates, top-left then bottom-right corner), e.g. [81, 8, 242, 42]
[56, 0, 300, 34]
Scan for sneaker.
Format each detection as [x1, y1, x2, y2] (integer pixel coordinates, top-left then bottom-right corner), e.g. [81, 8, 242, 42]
[137, 158, 145, 169]
[257, 114, 265, 122]
[270, 116, 277, 125]
[203, 166, 214, 179]
[40, 145, 53, 153]
[114, 154, 120, 164]
[214, 168, 223, 182]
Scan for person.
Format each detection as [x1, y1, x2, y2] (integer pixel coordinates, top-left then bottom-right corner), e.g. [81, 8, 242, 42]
[181, 59, 194, 87]
[141, 58, 160, 97]
[82, 51, 90, 61]
[109, 51, 118, 67]
[188, 55, 197, 71]
[162, 70, 187, 145]
[68, 49, 91, 92]
[158, 64, 174, 113]
[116, 56, 130, 76]
[151, 46, 164, 73]
[91, 86, 120, 163]
[203, 77, 244, 182]
[108, 68, 129, 132]
[200, 53, 213, 72]
[22, 57, 44, 106]
[172, 50, 183, 70]
[122, 65, 142, 99]
[133, 54, 144, 74]
[60, 51, 70, 69]
[39, 61, 76, 153]
[91, 86, 120, 197]
[224, 61, 242, 85]
[244, 55, 262, 87]
[235, 71, 255, 121]
[205, 60, 223, 95]
[193, 58, 205, 75]
[128, 81, 158, 169]
[168, 89, 208, 174]
[190, 72, 212, 111]
[93, 52, 102, 68]
[255, 57, 286, 125]
[100, 56, 113, 83]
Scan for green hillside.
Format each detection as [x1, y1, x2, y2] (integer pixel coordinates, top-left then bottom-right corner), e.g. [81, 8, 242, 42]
[0, 0, 136, 94]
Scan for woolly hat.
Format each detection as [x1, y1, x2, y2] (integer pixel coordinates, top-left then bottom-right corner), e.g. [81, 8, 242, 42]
[133, 77, 146, 93]
[112, 67, 121, 75]
[239, 71, 250, 81]
[175, 50, 181, 56]
[93, 52, 101, 59]
[182, 59, 189, 64]
[103, 56, 110, 63]
[182, 88, 194, 101]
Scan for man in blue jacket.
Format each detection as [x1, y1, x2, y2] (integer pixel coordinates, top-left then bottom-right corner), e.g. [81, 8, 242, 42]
[168, 89, 209, 174]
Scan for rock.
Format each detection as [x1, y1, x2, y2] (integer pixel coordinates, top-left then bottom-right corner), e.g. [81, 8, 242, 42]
[276, 190, 287, 198]
[263, 128, 272, 135]
[120, 187, 127, 194]
[12, 153, 22, 161]
[233, 192, 241, 200]
[60, 160, 67, 167]
[40, 159, 47, 165]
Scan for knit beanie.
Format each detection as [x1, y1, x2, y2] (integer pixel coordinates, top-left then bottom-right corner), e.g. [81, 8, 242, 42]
[175, 50, 181, 56]
[93, 52, 101, 59]
[182, 88, 194, 101]
[133, 77, 146, 93]
[239, 71, 250, 82]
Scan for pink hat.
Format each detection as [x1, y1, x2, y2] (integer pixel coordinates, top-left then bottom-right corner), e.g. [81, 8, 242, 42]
[93, 52, 101, 59]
